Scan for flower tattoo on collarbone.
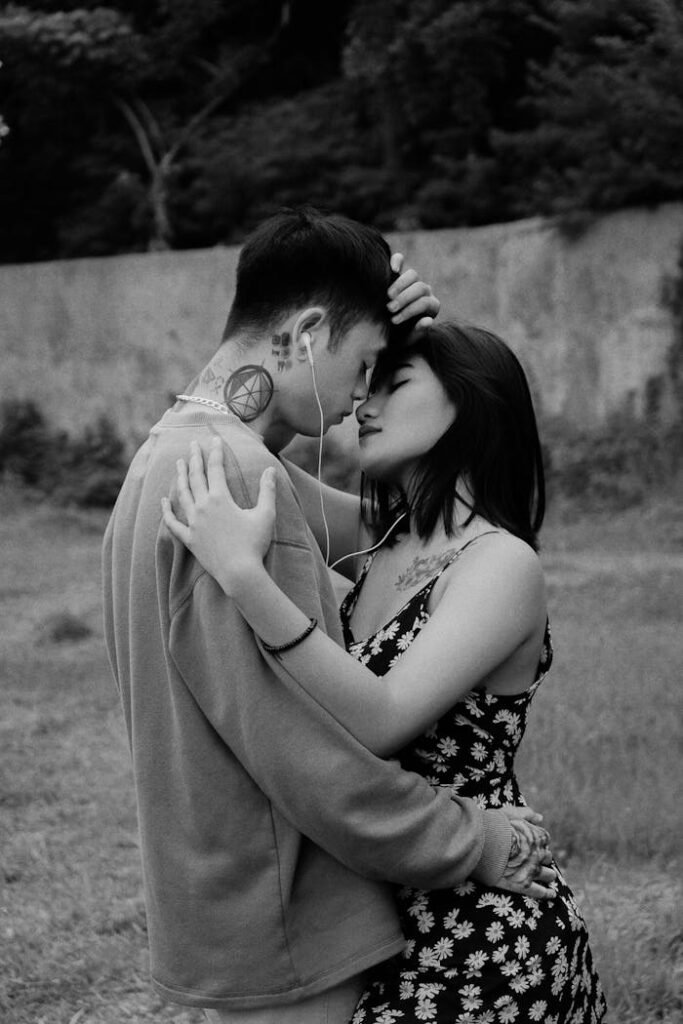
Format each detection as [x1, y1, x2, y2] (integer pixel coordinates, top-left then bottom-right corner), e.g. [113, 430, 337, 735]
[395, 548, 461, 591]
[223, 364, 274, 422]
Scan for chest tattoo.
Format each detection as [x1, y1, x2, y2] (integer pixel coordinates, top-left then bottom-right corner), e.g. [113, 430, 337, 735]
[223, 364, 274, 422]
[395, 547, 460, 591]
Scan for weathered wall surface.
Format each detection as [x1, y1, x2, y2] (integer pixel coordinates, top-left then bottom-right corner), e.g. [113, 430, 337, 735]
[1, 204, 682, 448]
[390, 205, 683, 429]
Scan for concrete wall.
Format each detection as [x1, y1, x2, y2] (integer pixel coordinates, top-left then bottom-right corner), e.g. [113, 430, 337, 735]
[2, 204, 682, 448]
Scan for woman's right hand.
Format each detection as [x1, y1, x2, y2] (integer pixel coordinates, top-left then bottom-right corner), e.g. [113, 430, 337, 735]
[161, 436, 277, 597]
[388, 252, 440, 329]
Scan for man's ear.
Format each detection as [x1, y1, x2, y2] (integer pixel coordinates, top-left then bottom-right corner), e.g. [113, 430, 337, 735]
[293, 307, 327, 363]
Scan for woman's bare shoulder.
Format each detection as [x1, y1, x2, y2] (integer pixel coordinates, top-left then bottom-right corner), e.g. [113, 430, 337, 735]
[439, 529, 545, 610]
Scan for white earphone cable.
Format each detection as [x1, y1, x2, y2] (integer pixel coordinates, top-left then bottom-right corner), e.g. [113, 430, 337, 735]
[307, 356, 332, 564]
[329, 512, 408, 570]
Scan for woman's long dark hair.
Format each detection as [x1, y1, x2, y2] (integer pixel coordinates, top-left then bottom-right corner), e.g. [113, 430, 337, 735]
[361, 321, 546, 551]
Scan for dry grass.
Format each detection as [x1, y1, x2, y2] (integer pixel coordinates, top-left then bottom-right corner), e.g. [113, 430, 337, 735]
[1, 488, 681, 1023]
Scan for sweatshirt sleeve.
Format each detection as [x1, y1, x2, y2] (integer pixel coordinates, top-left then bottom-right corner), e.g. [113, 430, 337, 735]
[165, 527, 512, 891]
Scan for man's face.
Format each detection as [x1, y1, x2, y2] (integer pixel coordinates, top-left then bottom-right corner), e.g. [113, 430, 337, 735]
[287, 320, 387, 437]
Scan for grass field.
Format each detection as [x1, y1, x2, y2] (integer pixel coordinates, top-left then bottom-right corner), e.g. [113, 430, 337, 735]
[1, 487, 682, 1023]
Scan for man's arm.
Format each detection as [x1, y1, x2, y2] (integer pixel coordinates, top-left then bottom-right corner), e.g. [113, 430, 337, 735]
[169, 572, 520, 892]
[162, 466, 513, 896]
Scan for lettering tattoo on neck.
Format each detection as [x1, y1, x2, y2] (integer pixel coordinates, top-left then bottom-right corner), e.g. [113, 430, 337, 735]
[223, 363, 274, 422]
[271, 332, 292, 372]
[395, 547, 462, 591]
[200, 366, 226, 394]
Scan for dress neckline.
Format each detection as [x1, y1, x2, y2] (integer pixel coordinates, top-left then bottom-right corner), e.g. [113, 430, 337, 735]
[343, 530, 502, 645]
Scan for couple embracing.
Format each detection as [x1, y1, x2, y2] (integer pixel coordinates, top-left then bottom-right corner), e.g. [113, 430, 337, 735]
[103, 207, 606, 1024]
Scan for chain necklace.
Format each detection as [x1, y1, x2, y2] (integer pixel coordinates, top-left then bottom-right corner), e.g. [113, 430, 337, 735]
[176, 393, 231, 415]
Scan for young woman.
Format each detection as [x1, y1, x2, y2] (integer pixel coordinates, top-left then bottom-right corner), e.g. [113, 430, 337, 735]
[162, 321, 606, 1023]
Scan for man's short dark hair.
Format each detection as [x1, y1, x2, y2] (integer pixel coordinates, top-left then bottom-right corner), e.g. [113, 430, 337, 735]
[223, 207, 394, 348]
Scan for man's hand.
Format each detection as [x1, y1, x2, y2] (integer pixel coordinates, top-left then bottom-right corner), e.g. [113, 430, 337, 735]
[388, 252, 440, 329]
[497, 806, 557, 900]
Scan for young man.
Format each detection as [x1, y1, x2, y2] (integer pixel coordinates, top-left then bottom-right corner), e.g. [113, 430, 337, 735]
[102, 208, 552, 1022]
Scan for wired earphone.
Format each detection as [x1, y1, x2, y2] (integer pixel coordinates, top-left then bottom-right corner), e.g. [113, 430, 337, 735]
[300, 330, 408, 570]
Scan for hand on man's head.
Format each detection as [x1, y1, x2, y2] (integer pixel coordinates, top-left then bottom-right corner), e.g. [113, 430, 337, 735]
[387, 252, 440, 330]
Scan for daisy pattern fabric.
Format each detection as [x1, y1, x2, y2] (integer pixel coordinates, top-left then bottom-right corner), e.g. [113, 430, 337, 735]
[340, 550, 606, 1024]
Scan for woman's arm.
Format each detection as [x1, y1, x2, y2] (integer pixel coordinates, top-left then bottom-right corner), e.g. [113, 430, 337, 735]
[163, 439, 544, 758]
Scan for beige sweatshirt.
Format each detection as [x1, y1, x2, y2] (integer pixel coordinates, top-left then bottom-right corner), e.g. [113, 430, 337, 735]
[102, 405, 512, 1010]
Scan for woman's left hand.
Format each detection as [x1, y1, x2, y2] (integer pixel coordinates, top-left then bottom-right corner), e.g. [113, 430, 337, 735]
[388, 252, 440, 329]
[161, 436, 277, 597]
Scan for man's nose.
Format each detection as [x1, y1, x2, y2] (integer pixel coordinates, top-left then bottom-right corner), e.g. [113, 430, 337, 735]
[352, 376, 369, 402]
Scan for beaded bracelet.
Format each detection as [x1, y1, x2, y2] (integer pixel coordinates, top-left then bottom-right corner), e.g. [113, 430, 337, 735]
[261, 617, 318, 654]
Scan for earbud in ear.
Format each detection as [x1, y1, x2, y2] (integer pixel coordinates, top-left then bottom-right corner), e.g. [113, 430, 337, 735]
[301, 332, 314, 366]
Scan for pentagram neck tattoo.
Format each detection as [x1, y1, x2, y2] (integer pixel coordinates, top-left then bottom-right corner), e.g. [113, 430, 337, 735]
[223, 364, 274, 422]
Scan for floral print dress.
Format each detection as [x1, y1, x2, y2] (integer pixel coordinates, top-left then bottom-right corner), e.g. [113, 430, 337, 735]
[340, 544, 606, 1024]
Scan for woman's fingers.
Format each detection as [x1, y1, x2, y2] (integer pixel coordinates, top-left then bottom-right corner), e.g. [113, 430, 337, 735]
[161, 496, 191, 546]
[393, 286, 438, 320]
[205, 435, 236, 502]
[389, 279, 440, 325]
[387, 258, 440, 327]
[188, 441, 209, 503]
[175, 457, 198, 523]
[388, 267, 419, 304]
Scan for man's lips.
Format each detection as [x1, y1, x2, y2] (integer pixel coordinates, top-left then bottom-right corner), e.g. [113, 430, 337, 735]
[358, 425, 381, 439]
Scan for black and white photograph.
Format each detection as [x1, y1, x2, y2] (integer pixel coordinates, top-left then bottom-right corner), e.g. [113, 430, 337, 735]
[1, 3, 682, 1022]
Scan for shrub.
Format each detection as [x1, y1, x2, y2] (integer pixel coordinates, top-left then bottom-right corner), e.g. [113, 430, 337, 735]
[37, 611, 93, 645]
[0, 400, 127, 507]
[53, 414, 128, 507]
[0, 399, 63, 487]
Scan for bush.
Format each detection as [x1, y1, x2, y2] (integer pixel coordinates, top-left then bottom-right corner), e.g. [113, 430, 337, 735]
[0, 400, 127, 507]
[36, 611, 93, 645]
[0, 399, 62, 486]
[53, 414, 128, 507]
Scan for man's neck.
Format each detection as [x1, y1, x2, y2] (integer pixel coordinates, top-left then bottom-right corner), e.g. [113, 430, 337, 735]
[184, 337, 295, 453]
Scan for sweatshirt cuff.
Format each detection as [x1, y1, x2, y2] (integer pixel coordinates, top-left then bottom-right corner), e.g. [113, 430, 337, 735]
[471, 808, 513, 886]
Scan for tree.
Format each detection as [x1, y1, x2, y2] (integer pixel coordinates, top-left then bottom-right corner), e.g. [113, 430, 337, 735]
[342, 0, 557, 227]
[0, 4, 148, 259]
[0, 0, 354, 258]
[494, 0, 683, 217]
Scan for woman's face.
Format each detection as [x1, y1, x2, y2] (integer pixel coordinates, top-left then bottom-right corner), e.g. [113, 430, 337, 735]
[356, 354, 456, 486]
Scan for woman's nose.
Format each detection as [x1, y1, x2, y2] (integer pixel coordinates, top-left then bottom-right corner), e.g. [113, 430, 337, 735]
[356, 397, 376, 424]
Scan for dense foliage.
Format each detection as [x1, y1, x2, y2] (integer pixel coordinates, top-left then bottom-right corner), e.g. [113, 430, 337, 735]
[1, 0, 682, 261]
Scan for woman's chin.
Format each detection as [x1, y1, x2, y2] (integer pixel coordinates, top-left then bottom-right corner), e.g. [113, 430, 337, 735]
[359, 462, 395, 485]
